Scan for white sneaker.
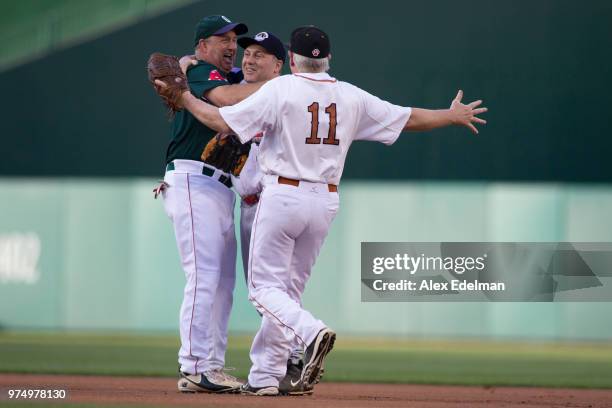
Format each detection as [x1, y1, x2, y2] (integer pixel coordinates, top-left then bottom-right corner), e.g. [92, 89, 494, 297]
[240, 383, 279, 396]
[177, 368, 241, 393]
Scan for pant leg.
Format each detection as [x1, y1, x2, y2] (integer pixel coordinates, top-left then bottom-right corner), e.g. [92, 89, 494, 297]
[209, 204, 237, 369]
[284, 210, 330, 355]
[239, 201, 257, 284]
[163, 171, 236, 374]
[247, 184, 338, 387]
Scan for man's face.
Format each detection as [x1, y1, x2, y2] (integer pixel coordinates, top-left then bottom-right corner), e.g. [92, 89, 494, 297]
[201, 31, 238, 73]
[242, 45, 282, 83]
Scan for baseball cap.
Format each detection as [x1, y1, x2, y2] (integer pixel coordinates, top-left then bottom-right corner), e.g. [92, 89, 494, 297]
[194, 15, 248, 45]
[289, 26, 330, 59]
[238, 32, 286, 62]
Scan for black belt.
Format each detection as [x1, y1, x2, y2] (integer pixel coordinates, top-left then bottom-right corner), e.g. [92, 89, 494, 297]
[166, 162, 232, 188]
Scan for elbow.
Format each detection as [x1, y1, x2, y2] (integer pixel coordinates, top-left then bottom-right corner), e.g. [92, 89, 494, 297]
[404, 116, 419, 131]
[214, 95, 233, 108]
[205, 88, 232, 108]
[219, 94, 244, 107]
[404, 109, 429, 132]
[210, 91, 239, 108]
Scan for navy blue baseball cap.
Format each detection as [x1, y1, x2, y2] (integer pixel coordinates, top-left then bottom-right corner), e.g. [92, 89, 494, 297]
[194, 15, 248, 45]
[290, 26, 330, 59]
[238, 32, 286, 62]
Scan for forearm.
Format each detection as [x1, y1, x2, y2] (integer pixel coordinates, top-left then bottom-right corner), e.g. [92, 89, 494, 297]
[206, 81, 265, 107]
[403, 108, 456, 132]
[181, 92, 232, 134]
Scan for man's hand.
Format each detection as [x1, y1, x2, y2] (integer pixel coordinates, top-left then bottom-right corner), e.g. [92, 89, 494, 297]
[153, 79, 189, 110]
[179, 54, 198, 75]
[449, 90, 488, 134]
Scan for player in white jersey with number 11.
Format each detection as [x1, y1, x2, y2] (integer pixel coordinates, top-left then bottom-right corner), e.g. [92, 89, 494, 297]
[158, 25, 487, 396]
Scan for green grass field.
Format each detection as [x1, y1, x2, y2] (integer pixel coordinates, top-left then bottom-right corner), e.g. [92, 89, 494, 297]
[1, 332, 612, 389]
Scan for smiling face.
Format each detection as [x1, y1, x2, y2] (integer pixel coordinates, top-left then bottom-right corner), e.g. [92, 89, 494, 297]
[241, 44, 283, 83]
[197, 30, 238, 73]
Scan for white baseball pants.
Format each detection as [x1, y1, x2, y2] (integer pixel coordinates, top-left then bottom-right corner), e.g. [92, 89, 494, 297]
[162, 160, 237, 375]
[246, 176, 339, 387]
[239, 200, 257, 283]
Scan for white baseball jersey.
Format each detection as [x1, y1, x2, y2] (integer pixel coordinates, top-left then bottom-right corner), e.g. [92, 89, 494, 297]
[219, 72, 411, 185]
[217, 71, 412, 388]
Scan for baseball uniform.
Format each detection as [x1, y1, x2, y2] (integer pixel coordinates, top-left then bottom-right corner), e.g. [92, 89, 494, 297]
[219, 72, 411, 387]
[162, 59, 238, 378]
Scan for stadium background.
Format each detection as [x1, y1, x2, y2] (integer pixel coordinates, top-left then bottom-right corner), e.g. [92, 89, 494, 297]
[1, 0, 612, 392]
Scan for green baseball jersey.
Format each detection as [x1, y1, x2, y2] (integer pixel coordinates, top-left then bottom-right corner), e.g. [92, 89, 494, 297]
[165, 61, 229, 164]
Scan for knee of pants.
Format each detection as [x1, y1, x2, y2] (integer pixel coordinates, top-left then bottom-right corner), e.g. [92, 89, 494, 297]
[247, 285, 273, 310]
[247, 285, 261, 304]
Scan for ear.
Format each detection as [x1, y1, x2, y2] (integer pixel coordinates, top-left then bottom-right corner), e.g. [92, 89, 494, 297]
[328, 53, 332, 62]
[289, 52, 295, 67]
[196, 39, 207, 54]
[274, 59, 283, 74]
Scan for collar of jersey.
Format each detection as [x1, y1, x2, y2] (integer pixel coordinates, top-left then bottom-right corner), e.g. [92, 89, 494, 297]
[293, 72, 337, 83]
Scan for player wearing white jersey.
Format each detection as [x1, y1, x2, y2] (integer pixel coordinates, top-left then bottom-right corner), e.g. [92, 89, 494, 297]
[231, 32, 314, 396]
[159, 25, 487, 396]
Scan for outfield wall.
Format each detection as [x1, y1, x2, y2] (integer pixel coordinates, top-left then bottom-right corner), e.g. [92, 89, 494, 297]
[1, 179, 611, 341]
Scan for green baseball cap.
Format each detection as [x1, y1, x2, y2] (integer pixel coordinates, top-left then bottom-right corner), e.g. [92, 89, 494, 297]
[194, 15, 248, 45]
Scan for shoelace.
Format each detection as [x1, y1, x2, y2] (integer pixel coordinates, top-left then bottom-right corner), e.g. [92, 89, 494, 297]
[206, 367, 238, 382]
[221, 367, 239, 382]
[289, 348, 304, 365]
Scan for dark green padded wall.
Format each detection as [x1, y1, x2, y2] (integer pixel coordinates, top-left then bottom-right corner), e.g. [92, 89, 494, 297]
[1, 0, 610, 180]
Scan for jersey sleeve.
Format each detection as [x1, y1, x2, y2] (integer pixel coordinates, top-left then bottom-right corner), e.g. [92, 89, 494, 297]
[218, 80, 278, 144]
[354, 88, 412, 145]
[188, 63, 229, 100]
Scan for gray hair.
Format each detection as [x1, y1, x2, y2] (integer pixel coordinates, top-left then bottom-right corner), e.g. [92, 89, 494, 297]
[293, 53, 330, 73]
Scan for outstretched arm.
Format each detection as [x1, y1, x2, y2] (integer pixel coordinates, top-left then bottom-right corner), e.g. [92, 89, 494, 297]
[154, 77, 234, 133]
[404, 90, 488, 134]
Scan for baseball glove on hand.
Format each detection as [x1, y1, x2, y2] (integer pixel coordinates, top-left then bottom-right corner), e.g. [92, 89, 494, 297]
[147, 52, 188, 115]
[202, 134, 251, 176]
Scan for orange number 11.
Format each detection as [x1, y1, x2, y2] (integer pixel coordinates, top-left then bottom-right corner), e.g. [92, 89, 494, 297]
[305, 102, 339, 145]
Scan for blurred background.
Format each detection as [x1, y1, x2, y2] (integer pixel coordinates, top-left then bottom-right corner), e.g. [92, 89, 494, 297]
[1, 0, 612, 374]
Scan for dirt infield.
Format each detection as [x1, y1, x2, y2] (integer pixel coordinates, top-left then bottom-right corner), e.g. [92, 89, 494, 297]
[1, 374, 612, 407]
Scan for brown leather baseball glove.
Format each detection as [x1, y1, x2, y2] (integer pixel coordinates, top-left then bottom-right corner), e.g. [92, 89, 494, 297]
[147, 52, 188, 115]
[202, 134, 251, 176]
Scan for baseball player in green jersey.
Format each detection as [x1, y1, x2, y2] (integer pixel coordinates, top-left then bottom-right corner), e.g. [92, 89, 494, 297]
[158, 15, 265, 394]
[173, 29, 312, 396]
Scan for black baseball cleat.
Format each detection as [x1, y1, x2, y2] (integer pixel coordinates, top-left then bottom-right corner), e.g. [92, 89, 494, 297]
[313, 366, 326, 385]
[279, 356, 313, 396]
[240, 382, 279, 396]
[301, 327, 336, 388]
[177, 369, 241, 393]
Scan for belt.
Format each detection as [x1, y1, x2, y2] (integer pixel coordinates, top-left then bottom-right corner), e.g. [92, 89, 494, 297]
[166, 161, 232, 188]
[278, 176, 338, 193]
[243, 194, 260, 206]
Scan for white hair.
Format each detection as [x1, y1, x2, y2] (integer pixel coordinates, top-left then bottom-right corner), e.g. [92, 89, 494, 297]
[293, 53, 330, 73]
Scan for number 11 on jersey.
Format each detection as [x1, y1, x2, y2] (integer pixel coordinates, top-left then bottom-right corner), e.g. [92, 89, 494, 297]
[306, 102, 339, 145]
